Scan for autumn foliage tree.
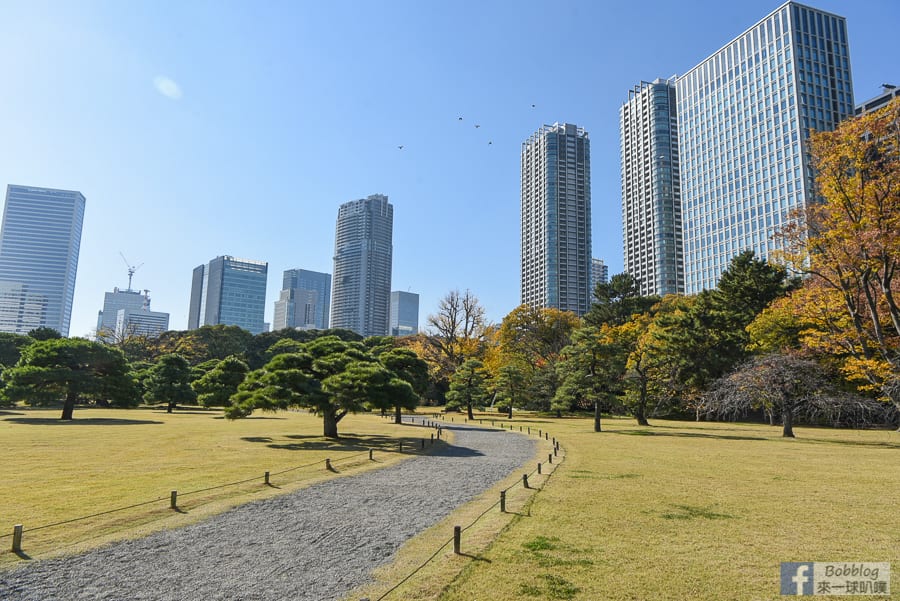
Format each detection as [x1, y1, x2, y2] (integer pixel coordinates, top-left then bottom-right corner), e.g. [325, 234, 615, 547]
[777, 97, 900, 412]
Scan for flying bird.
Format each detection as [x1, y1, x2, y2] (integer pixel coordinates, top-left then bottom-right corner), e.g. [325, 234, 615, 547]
[398, 145, 404, 150]
[458, 116, 463, 121]
[531, 103, 536, 108]
[488, 141, 493, 145]
[475, 124, 480, 128]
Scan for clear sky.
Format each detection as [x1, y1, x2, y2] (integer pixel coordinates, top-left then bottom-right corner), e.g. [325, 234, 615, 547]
[0, 0, 897, 337]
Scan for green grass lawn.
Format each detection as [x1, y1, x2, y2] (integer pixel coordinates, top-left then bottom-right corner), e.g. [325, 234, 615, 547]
[0, 406, 441, 566]
[354, 414, 900, 601]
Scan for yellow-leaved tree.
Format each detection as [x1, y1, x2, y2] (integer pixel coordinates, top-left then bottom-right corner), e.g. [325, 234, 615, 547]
[776, 97, 900, 411]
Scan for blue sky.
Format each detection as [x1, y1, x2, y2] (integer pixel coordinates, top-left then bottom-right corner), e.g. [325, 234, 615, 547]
[0, 0, 897, 337]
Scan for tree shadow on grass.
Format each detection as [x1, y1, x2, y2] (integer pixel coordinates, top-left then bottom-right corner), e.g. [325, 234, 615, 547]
[792, 436, 900, 450]
[0, 410, 25, 416]
[608, 429, 767, 442]
[4, 417, 165, 426]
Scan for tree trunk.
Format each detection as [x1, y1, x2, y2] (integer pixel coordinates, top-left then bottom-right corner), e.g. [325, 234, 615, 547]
[466, 401, 474, 421]
[635, 381, 650, 426]
[594, 400, 602, 432]
[394, 404, 402, 424]
[323, 409, 339, 439]
[556, 408, 562, 418]
[508, 403, 513, 419]
[60, 390, 77, 420]
[167, 400, 176, 414]
[782, 408, 795, 438]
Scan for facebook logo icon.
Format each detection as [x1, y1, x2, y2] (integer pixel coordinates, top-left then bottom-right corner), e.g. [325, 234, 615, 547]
[781, 563, 815, 595]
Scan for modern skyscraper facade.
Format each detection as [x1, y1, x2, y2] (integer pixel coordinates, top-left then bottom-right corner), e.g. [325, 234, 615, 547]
[273, 268, 331, 330]
[330, 195, 393, 337]
[855, 84, 899, 116]
[590, 258, 609, 295]
[188, 256, 268, 334]
[0, 185, 85, 336]
[677, 1, 854, 293]
[96, 288, 147, 341]
[521, 123, 592, 315]
[114, 290, 169, 339]
[390, 291, 419, 336]
[116, 307, 169, 339]
[620, 79, 684, 296]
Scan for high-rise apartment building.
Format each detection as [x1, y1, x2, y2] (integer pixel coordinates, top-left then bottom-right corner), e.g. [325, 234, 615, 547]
[677, 2, 854, 293]
[621, 79, 684, 296]
[96, 288, 147, 341]
[0, 185, 85, 336]
[590, 258, 609, 295]
[273, 268, 331, 330]
[390, 291, 419, 336]
[188, 256, 268, 334]
[521, 123, 592, 315]
[330, 195, 393, 337]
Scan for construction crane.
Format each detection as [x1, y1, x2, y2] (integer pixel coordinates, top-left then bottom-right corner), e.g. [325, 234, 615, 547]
[119, 252, 144, 291]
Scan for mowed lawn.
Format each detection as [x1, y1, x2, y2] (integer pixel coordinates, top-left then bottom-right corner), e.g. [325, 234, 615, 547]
[0, 406, 437, 566]
[433, 415, 899, 601]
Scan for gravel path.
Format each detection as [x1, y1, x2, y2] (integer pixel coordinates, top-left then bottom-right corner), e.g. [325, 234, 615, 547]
[0, 421, 536, 601]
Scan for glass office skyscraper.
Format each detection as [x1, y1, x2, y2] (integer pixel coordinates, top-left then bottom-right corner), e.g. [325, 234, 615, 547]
[273, 268, 331, 330]
[389, 291, 419, 336]
[677, 2, 854, 293]
[0, 185, 85, 336]
[521, 123, 592, 315]
[330, 195, 393, 337]
[621, 79, 684, 296]
[188, 256, 268, 334]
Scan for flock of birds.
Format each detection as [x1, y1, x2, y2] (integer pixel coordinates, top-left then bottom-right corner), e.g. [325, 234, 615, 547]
[397, 104, 537, 151]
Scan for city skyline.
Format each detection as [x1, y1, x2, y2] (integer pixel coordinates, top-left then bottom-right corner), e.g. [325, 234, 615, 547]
[0, 1, 895, 336]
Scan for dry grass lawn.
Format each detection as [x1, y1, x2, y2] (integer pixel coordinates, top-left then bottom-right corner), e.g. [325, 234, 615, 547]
[351, 414, 900, 601]
[0, 406, 443, 566]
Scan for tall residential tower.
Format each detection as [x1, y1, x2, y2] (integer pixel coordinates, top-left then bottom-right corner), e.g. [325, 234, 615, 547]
[677, 1, 854, 293]
[188, 256, 268, 334]
[620, 79, 684, 296]
[330, 195, 393, 337]
[521, 123, 592, 315]
[0, 185, 85, 336]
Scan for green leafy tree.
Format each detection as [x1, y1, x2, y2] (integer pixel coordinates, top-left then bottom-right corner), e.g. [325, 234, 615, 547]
[2, 338, 136, 419]
[585, 273, 659, 327]
[143, 354, 196, 413]
[192, 356, 249, 407]
[0, 333, 34, 368]
[554, 325, 628, 428]
[323, 361, 417, 428]
[378, 348, 428, 423]
[226, 336, 381, 438]
[27, 326, 63, 341]
[493, 362, 528, 418]
[445, 359, 489, 420]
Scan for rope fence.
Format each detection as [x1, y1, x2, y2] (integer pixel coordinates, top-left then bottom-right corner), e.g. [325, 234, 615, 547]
[371, 415, 565, 601]
[4, 420, 446, 555]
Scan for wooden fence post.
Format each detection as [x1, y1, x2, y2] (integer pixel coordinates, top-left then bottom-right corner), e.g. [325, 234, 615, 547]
[170, 490, 178, 510]
[500, 490, 506, 513]
[369, 448, 374, 460]
[11, 525, 23, 553]
[453, 526, 461, 554]
[264, 471, 270, 485]
[523, 474, 529, 489]
[537, 462, 542, 475]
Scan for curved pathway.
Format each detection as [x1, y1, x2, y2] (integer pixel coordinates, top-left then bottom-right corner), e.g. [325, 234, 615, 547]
[0, 421, 536, 601]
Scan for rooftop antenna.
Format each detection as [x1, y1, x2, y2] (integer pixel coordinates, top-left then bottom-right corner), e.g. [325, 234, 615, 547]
[119, 252, 144, 291]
